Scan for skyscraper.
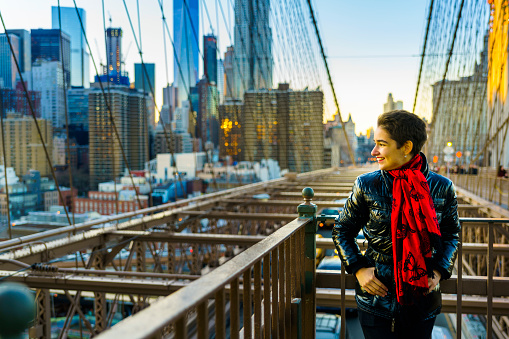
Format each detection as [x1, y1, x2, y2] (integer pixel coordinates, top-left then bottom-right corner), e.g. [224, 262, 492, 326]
[203, 35, 217, 84]
[31, 29, 71, 88]
[0, 114, 53, 176]
[383, 93, 403, 113]
[95, 28, 129, 86]
[106, 28, 122, 77]
[173, 0, 199, 105]
[32, 59, 66, 128]
[0, 34, 19, 89]
[234, 0, 273, 98]
[217, 58, 225, 104]
[67, 87, 89, 129]
[224, 46, 235, 100]
[160, 84, 178, 126]
[242, 84, 323, 172]
[6, 30, 30, 75]
[135, 63, 156, 128]
[134, 63, 155, 95]
[88, 84, 148, 188]
[51, 6, 90, 88]
[197, 78, 219, 148]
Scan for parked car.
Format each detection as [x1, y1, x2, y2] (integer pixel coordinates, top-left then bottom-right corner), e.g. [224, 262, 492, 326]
[316, 312, 345, 339]
[432, 325, 454, 339]
[317, 256, 341, 271]
[318, 208, 341, 229]
[316, 256, 357, 318]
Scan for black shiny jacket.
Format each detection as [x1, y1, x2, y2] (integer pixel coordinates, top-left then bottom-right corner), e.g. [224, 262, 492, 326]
[332, 155, 461, 320]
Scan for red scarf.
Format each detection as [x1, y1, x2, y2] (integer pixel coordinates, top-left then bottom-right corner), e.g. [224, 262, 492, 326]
[388, 154, 441, 305]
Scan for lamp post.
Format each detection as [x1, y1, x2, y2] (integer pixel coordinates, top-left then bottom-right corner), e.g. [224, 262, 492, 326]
[443, 142, 455, 176]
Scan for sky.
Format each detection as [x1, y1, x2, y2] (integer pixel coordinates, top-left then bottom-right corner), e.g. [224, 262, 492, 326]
[0, 0, 429, 135]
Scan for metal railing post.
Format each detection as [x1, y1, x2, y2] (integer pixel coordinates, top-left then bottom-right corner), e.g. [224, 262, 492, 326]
[298, 187, 317, 339]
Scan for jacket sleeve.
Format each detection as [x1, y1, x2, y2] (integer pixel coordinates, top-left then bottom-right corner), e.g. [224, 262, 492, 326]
[433, 181, 461, 280]
[332, 177, 371, 275]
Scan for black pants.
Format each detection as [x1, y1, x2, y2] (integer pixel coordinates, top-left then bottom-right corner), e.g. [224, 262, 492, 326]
[358, 309, 436, 339]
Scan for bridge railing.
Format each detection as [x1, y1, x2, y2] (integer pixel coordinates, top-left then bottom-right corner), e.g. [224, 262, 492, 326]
[95, 188, 319, 339]
[54, 186, 509, 339]
[446, 169, 509, 209]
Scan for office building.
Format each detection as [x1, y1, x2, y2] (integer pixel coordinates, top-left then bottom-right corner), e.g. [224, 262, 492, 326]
[95, 28, 129, 86]
[197, 79, 219, 148]
[106, 28, 122, 76]
[6, 30, 30, 79]
[217, 58, 225, 104]
[173, 0, 199, 105]
[67, 87, 89, 129]
[32, 59, 66, 128]
[134, 63, 155, 95]
[135, 63, 156, 129]
[154, 126, 193, 155]
[0, 34, 19, 89]
[243, 84, 323, 173]
[203, 35, 217, 84]
[31, 29, 71, 88]
[74, 191, 148, 215]
[234, 0, 273, 98]
[224, 46, 235, 100]
[160, 84, 178, 126]
[88, 84, 148, 188]
[383, 93, 403, 113]
[0, 114, 53, 176]
[219, 100, 243, 161]
[51, 6, 90, 88]
[0, 84, 41, 118]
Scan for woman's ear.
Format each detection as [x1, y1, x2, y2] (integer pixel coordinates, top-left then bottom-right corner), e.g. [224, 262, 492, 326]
[404, 140, 413, 157]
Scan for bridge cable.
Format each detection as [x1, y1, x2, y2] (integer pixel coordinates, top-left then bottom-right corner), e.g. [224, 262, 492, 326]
[0, 11, 73, 227]
[71, 0, 146, 212]
[102, 0, 120, 215]
[413, 0, 435, 113]
[305, 0, 356, 166]
[427, 0, 465, 156]
[57, 0, 76, 226]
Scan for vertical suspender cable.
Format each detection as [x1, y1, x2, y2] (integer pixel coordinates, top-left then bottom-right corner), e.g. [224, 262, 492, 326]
[102, 0, 119, 215]
[413, 0, 435, 113]
[305, 0, 356, 166]
[0, 11, 73, 226]
[427, 0, 466, 154]
[58, 0, 76, 226]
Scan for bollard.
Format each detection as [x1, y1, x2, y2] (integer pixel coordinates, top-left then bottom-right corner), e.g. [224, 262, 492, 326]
[298, 187, 317, 339]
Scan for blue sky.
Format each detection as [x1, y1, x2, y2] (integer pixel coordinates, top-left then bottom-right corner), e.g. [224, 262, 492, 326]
[0, 0, 429, 134]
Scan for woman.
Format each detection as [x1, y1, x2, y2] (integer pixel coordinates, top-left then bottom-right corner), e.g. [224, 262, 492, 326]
[332, 110, 460, 339]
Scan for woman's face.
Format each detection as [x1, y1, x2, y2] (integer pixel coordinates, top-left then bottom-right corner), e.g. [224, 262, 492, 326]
[371, 127, 410, 171]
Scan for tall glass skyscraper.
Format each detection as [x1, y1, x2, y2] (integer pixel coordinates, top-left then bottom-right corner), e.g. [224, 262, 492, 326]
[234, 0, 273, 98]
[203, 35, 217, 84]
[51, 6, 90, 88]
[5, 30, 30, 75]
[134, 63, 155, 95]
[173, 0, 199, 106]
[0, 34, 19, 89]
[31, 29, 71, 89]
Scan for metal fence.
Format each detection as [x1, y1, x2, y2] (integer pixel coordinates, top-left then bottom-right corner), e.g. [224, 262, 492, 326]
[96, 190, 318, 339]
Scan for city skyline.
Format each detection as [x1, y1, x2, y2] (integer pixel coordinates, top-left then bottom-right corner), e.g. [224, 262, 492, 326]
[0, 0, 428, 134]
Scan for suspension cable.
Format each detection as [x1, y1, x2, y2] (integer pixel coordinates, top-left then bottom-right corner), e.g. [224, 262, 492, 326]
[305, 0, 356, 166]
[0, 10, 72, 226]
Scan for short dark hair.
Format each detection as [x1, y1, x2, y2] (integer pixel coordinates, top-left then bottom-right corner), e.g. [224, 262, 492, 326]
[377, 110, 427, 156]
